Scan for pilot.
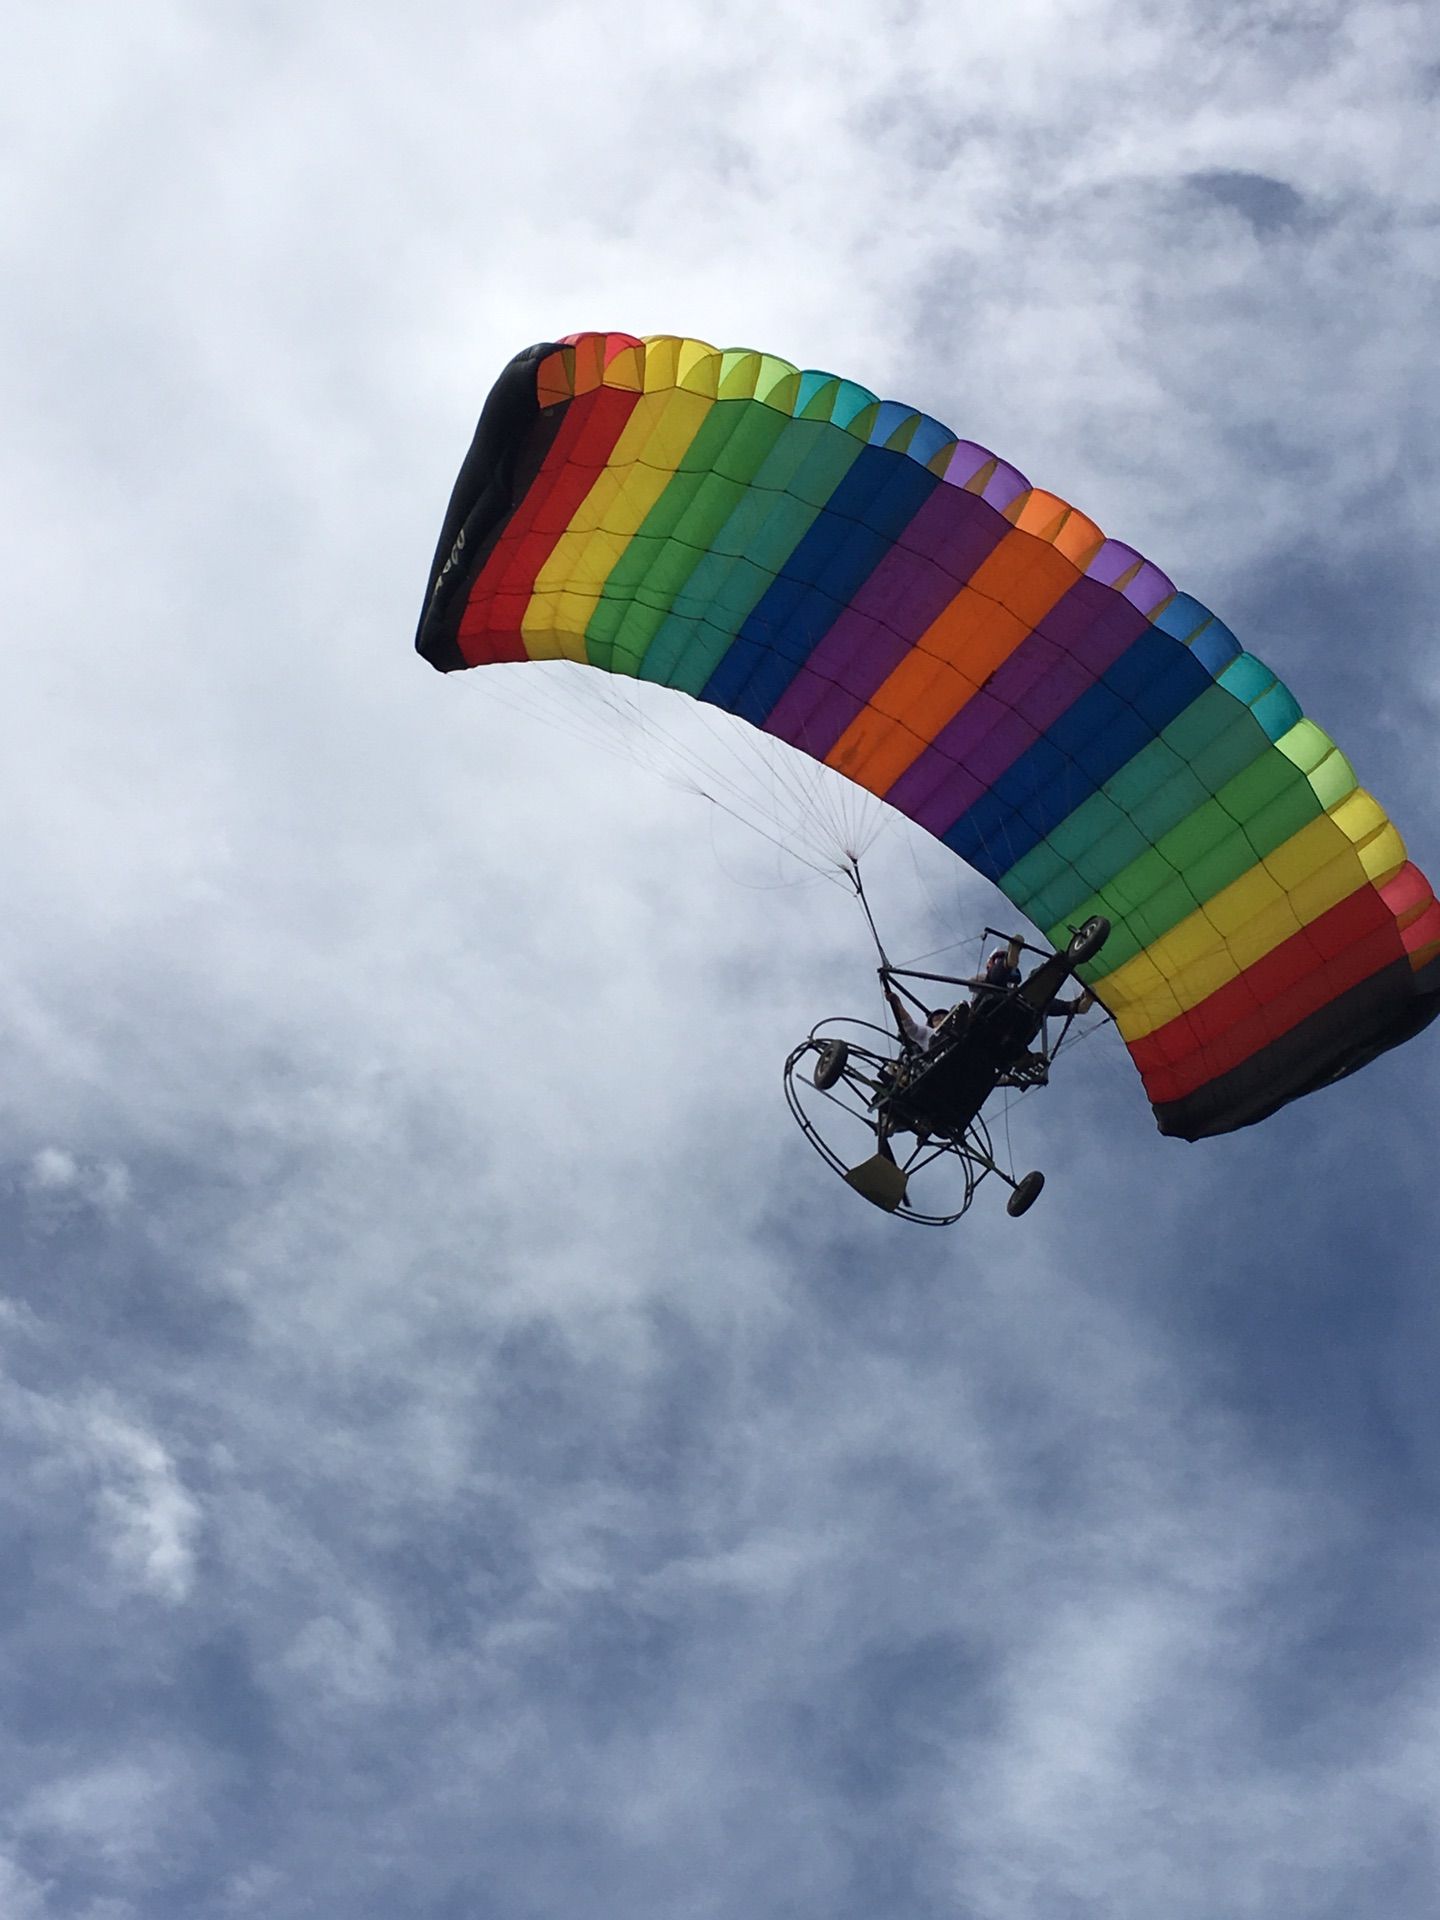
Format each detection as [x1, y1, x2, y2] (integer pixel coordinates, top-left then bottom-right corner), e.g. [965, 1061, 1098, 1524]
[974, 945, 1093, 1020]
[971, 946, 1022, 1004]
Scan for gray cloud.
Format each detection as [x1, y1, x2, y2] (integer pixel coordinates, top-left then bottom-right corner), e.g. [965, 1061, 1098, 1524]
[1183, 167, 1312, 236]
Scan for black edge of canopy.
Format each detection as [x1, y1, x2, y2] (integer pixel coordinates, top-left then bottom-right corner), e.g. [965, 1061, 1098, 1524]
[415, 339, 567, 672]
[1154, 948, 1440, 1140]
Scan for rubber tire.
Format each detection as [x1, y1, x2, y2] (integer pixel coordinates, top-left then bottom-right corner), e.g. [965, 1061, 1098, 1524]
[1006, 1169, 1045, 1218]
[812, 1039, 850, 1091]
[1066, 915, 1110, 967]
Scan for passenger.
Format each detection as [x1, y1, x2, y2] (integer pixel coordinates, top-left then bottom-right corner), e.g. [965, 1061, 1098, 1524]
[881, 980, 969, 1056]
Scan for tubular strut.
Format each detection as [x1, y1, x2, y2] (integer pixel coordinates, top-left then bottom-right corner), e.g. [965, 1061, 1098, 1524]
[849, 862, 954, 1024]
[848, 862, 891, 972]
[848, 863, 919, 1024]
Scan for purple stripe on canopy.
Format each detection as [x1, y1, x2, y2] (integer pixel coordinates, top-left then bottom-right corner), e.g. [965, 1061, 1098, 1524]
[940, 441, 1031, 512]
[884, 577, 1153, 832]
[1086, 541, 1176, 616]
[762, 484, 1009, 757]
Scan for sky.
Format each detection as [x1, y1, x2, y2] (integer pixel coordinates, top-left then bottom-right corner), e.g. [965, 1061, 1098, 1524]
[3, 2, 1439, 1915]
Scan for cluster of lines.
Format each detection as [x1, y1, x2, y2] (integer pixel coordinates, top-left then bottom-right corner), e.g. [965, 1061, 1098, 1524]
[418, 331, 1440, 1138]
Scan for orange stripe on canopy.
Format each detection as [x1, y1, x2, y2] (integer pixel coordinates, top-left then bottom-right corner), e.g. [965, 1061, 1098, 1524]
[824, 523, 1085, 795]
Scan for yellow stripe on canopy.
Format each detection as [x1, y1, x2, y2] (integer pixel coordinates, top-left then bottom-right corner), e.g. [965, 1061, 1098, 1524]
[1105, 791, 1408, 1040]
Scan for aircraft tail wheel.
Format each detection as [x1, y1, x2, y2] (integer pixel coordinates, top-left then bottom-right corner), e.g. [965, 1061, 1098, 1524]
[812, 1039, 850, 1091]
[1006, 1170, 1045, 1217]
[1066, 916, 1110, 967]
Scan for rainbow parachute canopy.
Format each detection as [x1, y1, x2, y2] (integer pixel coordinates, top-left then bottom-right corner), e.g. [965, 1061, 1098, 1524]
[416, 331, 1440, 1140]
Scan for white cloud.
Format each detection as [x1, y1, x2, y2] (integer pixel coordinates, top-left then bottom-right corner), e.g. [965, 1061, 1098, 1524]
[25, 1149, 80, 1194]
[85, 1412, 201, 1606]
[11, 1749, 205, 1881]
[1, 1388, 200, 1606]
[281, 1601, 399, 1710]
[0, 1852, 50, 1920]
[18, 1151, 132, 1232]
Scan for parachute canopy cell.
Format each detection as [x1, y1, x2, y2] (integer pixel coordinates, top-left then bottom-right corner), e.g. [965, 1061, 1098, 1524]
[416, 331, 1440, 1139]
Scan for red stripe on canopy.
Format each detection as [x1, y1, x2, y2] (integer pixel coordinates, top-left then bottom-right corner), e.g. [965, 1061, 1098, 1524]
[457, 384, 642, 665]
[1131, 884, 1404, 1105]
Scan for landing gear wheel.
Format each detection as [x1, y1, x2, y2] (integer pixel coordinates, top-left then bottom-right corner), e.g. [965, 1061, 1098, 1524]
[1006, 1170, 1045, 1218]
[1066, 915, 1111, 967]
[812, 1039, 850, 1090]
